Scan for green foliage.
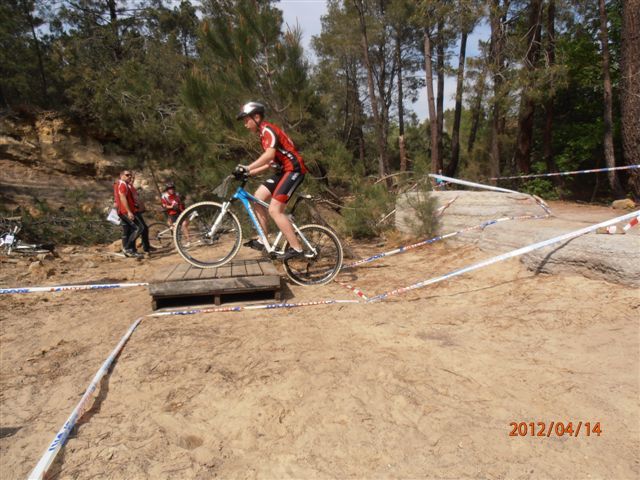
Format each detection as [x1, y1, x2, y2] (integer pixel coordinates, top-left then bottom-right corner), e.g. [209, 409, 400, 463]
[1, 0, 634, 215]
[403, 183, 440, 238]
[342, 182, 394, 239]
[519, 179, 561, 200]
[10, 191, 118, 246]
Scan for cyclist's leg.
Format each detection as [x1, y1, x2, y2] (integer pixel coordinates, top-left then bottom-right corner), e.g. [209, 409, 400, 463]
[269, 172, 305, 250]
[254, 183, 274, 236]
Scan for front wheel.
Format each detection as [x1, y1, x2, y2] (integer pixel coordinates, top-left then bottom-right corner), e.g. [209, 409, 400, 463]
[174, 202, 243, 268]
[283, 224, 343, 286]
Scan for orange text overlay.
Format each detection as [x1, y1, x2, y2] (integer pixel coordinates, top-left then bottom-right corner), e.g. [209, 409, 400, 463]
[509, 421, 602, 437]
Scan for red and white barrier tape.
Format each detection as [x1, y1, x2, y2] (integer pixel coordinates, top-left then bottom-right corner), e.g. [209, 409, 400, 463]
[0, 282, 149, 295]
[367, 210, 640, 302]
[148, 299, 361, 317]
[28, 318, 143, 480]
[491, 164, 640, 181]
[334, 280, 369, 300]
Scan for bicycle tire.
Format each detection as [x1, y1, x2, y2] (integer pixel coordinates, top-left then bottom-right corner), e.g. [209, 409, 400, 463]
[283, 224, 344, 286]
[173, 201, 243, 268]
[147, 222, 173, 249]
[12, 242, 54, 255]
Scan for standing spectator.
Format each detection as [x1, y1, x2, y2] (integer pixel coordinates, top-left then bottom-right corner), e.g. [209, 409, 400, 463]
[114, 170, 142, 258]
[129, 172, 155, 255]
[161, 181, 190, 242]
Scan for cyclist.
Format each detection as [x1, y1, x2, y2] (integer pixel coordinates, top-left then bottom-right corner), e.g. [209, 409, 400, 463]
[161, 181, 190, 242]
[235, 101, 306, 260]
[161, 181, 185, 224]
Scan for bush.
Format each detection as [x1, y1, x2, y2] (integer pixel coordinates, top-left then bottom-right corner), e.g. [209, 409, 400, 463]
[10, 192, 120, 246]
[342, 182, 395, 239]
[403, 182, 440, 238]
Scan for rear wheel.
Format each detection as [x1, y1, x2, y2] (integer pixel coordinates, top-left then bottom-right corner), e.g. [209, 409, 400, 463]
[174, 202, 242, 268]
[147, 222, 172, 249]
[283, 224, 343, 286]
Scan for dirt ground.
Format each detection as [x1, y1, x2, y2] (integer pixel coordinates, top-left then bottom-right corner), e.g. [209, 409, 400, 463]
[1, 210, 639, 479]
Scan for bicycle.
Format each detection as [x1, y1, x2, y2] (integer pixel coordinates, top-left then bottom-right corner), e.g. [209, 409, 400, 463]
[0, 218, 55, 255]
[146, 221, 174, 250]
[172, 173, 344, 286]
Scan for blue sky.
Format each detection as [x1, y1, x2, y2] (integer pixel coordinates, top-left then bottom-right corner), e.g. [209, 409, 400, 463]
[278, 0, 490, 119]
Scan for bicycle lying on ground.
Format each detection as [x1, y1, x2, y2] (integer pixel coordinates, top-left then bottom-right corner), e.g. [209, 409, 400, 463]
[173, 172, 344, 286]
[0, 218, 55, 255]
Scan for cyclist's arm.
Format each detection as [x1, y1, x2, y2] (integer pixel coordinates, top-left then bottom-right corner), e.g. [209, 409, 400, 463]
[247, 148, 276, 175]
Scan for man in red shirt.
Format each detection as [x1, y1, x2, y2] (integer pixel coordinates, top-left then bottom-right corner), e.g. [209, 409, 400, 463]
[235, 102, 306, 260]
[114, 170, 142, 258]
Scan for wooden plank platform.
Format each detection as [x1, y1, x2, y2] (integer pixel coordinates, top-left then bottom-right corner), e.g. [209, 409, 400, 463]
[148, 259, 282, 310]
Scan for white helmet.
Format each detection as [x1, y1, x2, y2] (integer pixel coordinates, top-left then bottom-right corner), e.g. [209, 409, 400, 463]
[236, 101, 265, 120]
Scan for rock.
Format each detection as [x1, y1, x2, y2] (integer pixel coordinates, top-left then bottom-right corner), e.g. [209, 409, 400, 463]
[611, 199, 636, 210]
[28, 260, 43, 274]
[395, 190, 640, 287]
[83, 261, 97, 269]
[36, 253, 52, 261]
[396, 190, 545, 239]
[110, 240, 123, 252]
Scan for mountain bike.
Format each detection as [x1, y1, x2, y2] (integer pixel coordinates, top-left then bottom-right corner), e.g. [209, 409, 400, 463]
[173, 173, 343, 286]
[146, 222, 174, 250]
[0, 219, 55, 255]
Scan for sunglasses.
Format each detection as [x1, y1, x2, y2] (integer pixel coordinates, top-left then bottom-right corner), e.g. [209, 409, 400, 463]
[124, 173, 132, 177]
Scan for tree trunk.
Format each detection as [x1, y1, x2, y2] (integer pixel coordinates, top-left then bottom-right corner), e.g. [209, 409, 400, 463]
[354, 0, 388, 181]
[514, 0, 543, 175]
[620, 0, 640, 199]
[396, 30, 408, 171]
[489, 0, 508, 181]
[23, 2, 48, 104]
[598, 0, 624, 198]
[436, 20, 445, 168]
[542, 0, 559, 180]
[107, 0, 122, 61]
[424, 30, 440, 174]
[467, 65, 486, 154]
[448, 30, 468, 177]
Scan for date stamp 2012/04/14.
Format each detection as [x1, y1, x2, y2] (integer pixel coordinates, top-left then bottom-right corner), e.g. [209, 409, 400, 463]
[509, 421, 602, 437]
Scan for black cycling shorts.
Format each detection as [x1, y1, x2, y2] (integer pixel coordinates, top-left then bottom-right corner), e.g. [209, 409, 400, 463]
[262, 171, 304, 203]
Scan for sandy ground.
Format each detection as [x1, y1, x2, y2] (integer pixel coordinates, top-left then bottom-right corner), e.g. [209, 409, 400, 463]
[1, 212, 639, 479]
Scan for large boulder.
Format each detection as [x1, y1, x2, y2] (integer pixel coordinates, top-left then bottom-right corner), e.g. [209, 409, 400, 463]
[396, 190, 640, 287]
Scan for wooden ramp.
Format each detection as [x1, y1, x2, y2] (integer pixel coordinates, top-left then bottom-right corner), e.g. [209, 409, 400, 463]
[149, 259, 282, 310]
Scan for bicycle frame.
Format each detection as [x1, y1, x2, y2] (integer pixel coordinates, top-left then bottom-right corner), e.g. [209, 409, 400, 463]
[206, 180, 318, 257]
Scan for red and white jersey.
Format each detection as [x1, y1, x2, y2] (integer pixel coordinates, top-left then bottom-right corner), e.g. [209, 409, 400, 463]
[113, 179, 136, 215]
[259, 121, 307, 173]
[161, 191, 184, 216]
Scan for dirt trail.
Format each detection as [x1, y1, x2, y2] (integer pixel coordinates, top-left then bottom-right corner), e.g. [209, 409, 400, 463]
[1, 208, 639, 479]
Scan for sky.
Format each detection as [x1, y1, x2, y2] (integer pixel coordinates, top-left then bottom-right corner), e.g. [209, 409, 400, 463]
[278, 0, 490, 120]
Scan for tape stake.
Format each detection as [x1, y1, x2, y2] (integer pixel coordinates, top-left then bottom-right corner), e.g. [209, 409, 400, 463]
[28, 318, 143, 480]
[367, 210, 640, 303]
[0, 282, 149, 295]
